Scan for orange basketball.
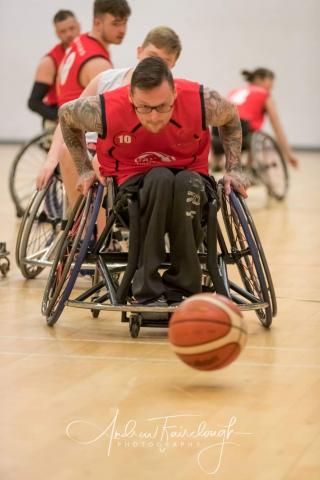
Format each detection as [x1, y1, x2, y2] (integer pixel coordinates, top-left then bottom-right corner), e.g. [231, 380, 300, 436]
[168, 293, 247, 371]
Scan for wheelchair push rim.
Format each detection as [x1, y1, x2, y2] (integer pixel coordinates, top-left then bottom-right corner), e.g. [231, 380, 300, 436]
[219, 187, 274, 327]
[42, 184, 104, 326]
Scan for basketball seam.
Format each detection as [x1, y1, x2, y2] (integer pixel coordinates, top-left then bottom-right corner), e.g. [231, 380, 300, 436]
[170, 318, 247, 337]
[180, 343, 240, 369]
[170, 325, 246, 355]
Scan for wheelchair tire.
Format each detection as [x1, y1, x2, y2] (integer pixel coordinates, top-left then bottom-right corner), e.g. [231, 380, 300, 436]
[250, 131, 289, 200]
[9, 130, 53, 217]
[220, 190, 273, 328]
[16, 177, 64, 279]
[15, 189, 39, 269]
[129, 314, 141, 338]
[43, 184, 104, 326]
[238, 196, 277, 317]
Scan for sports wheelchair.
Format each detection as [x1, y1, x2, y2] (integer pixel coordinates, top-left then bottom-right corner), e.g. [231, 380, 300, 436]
[0, 242, 10, 276]
[41, 176, 277, 338]
[212, 128, 289, 200]
[15, 169, 66, 279]
[9, 129, 54, 217]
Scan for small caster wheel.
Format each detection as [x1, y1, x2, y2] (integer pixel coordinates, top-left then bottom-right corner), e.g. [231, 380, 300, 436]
[46, 314, 55, 327]
[91, 296, 100, 318]
[121, 312, 128, 323]
[0, 258, 10, 276]
[129, 314, 141, 338]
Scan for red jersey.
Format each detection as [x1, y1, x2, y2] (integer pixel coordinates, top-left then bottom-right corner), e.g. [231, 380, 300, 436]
[227, 84, 269, 130]
[44, 43, 65, 106]
[96, 79, 210, 185]
[57, 33, 112, 106]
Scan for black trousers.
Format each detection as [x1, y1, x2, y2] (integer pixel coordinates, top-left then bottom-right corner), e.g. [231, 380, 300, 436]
[119, 167, 214, 303]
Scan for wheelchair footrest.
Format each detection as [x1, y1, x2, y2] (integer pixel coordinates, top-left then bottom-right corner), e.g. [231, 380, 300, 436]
[140, 312, 169, 323]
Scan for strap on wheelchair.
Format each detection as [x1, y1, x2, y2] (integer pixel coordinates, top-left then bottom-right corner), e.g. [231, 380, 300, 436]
[206, 198, 228, 296]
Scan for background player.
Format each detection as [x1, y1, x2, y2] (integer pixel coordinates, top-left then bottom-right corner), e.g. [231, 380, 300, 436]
[27, 10, 80, 124]
[212, 68, 299, 170]
[36, 0, 131, 190]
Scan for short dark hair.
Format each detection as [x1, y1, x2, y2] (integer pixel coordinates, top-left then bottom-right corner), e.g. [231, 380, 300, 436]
[53, 10, 75, 24]
[241, 68, 275, 83]
[131, 57, 174, 94]
[93, 0, 131, 19]
[141, 26, 182, 60]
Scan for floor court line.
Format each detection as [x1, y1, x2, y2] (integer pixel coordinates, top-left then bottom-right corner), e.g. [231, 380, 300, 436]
[0, 335, 318, 352]
[0, 351, 319, 368]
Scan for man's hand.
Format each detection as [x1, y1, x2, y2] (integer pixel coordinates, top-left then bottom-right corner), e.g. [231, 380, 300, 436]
[36, 160, 56, 190]
[223, 170, 250, 198]
[287, 153, 299, 169]
[92, 154, 107, 185]
[76, 170, 97, 196]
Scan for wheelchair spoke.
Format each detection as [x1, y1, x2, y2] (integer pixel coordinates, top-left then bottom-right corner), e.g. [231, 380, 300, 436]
[250, 131, 288, 200]
[43, 186, 104, 324]
[9, 132, 53, 215]
[219, 187, 273, 327]
[16, 176, 64, 279]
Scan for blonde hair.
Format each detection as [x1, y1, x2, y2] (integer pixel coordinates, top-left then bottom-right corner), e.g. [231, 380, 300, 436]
[141, 26, 182, 60]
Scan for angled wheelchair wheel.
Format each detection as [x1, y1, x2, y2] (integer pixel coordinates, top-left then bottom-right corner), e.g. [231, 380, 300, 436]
[15, 189, 39, 269]
[16, 176, 64, 279]
[219, 189, 274, 327]
[42, 184, 104, 326]
[237, 195, 277, 317]
[250, 131, 288, 200]
[9, 130, 53, 217]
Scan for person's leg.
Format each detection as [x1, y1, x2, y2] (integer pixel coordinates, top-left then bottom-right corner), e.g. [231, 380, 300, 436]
[163, 170, 208, 302]
[90, 154, 108, 239]
[131, 167, 175, 303]
[59, 144, 81, 209]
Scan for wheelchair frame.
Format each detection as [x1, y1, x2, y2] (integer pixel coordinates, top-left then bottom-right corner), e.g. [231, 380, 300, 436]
[41, 179, 277, 337]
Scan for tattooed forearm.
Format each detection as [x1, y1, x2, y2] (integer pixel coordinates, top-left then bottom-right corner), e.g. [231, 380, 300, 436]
[59, 96, 103, 176]
[203, 88, 242, 172]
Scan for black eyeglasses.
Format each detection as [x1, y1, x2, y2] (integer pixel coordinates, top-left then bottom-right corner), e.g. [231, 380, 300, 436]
[133, 103, 175, 114]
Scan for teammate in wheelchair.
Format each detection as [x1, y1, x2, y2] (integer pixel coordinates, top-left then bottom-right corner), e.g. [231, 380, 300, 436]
[211, 67, 299, 171]
[59, 56, 249, 307]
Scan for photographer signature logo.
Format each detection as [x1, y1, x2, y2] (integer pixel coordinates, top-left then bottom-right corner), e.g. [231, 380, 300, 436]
[66, 410, 252, 475]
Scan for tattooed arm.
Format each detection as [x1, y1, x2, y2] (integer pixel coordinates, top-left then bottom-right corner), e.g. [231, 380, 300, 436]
[204, 88, 249, 197]
[59, 95, 103, 194]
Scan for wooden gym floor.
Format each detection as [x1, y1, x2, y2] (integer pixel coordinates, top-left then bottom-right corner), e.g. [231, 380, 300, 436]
[0, 145, 319, 480]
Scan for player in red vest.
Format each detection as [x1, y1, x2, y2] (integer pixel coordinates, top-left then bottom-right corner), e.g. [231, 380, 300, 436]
[57, 0, 131, 106]
[212, 68, 299, 169]
[59, 57, 248, 305]
[28, 10, 80, 123]
[36, 0, 131, 188]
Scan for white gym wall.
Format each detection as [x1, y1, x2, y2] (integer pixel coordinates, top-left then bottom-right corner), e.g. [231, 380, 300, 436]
[0, 0, 319, 147]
